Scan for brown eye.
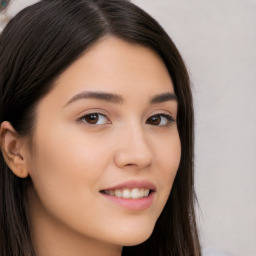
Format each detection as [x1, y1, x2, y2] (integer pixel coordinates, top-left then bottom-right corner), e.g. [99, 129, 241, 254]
[147, 115, 161, 125]
[146, 114, 174, 126]
[84, 114, 99, 124]
[80, 113, 109, 125]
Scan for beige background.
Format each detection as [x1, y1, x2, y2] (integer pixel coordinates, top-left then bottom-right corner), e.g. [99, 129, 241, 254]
[1, 1, 256, 256]
[132, 0, 256, 256]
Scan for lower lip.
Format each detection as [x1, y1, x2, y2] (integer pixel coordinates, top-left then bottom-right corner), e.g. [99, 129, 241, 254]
[100, 192, 155, 211]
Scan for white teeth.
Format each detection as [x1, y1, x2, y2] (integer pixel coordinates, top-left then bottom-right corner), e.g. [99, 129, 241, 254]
[115, 190, 122, 197]
[103, 188, 150, 199]
[122, 189, 131, 198]
[143, 189, 150, 197]
[131, 188, 140, 199]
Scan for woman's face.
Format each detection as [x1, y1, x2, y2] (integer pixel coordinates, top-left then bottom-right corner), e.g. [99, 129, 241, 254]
[26, 37, 181, 250]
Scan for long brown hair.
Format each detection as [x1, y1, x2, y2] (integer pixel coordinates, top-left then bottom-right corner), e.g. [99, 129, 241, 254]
[0, 0, 201, 255]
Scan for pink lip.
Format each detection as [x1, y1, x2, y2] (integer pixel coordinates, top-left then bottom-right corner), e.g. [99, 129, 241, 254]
[101, 180, 156, 191]
[100, 180, 156, 211]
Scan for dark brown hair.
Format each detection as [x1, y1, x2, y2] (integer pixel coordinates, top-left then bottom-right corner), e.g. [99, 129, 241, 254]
[0, 0, 201, 255]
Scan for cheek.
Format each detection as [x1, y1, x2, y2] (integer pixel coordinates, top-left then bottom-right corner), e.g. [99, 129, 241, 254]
[33, 123, 110, 176]
[154, 130, 181, 203]
[27, 125, 119, 241]
[155, 129, 181, 177]
[28, 125, 111, 214]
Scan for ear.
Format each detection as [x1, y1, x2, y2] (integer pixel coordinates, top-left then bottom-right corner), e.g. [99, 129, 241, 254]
[0, 121, 29, 178]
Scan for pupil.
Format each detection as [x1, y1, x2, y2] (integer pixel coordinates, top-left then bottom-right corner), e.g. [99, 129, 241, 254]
[85, 114, 99, 124]
[151, 115, 160, 125]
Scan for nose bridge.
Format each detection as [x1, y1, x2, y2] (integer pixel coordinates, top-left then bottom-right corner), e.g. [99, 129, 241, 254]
[114, 120, 152, 169]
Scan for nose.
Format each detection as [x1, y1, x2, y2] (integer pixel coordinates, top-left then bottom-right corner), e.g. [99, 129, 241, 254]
[113, 124, 153, 170]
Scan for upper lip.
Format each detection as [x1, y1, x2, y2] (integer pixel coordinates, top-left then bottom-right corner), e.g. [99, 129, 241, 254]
[101, 180, 157, 191]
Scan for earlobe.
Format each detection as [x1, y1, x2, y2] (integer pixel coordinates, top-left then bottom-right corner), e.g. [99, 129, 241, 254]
[0, 121, 29, 178]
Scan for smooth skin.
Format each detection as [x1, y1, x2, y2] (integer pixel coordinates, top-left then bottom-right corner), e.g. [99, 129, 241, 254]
[0, 37, 181, 256]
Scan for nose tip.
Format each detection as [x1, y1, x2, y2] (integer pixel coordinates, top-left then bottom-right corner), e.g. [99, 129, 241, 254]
[113, 129, 152, 170]
[114, 149, 152, 169]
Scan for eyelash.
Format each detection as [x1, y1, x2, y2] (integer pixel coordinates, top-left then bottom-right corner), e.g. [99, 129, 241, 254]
[78, 112, 175, 126]
[146, 113, 175, 126]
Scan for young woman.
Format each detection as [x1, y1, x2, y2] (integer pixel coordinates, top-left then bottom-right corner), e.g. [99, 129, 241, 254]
[0, 0, 201, 255]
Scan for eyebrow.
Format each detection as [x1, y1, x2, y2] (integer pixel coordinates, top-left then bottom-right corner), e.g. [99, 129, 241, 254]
[150, 92, 177, 104]
[64, 91, 124, 107]
[64, 91, 177, 107]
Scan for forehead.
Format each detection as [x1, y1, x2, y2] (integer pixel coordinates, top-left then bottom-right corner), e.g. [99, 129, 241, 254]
[46, 36, 175, 104]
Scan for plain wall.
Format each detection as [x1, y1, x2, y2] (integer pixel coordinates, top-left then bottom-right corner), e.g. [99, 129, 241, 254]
[132, 0, 256, 256]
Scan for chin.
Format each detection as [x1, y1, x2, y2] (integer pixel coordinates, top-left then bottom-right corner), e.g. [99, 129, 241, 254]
[113, 224, 155, 247]
[121, 236, 151, 247]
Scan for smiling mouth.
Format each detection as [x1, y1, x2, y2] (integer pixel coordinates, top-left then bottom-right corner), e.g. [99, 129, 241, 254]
[100, 188, 153, 199]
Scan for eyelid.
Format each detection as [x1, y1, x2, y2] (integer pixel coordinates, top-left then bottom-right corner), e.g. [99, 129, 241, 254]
[75, 108, 110, 120]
